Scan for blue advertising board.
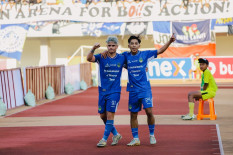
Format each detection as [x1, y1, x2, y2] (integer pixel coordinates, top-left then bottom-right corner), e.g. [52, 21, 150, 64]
[148, 58, 192, 79]
[172, 20, 211, 45]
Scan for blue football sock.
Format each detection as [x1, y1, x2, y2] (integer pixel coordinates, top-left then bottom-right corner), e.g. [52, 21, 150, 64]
[131, 128, 139, 139]
[111, 126, 118, 136]
[104, 121, 118, 136]
[103, 120, 114, 141]
[148, 124, 155, 136]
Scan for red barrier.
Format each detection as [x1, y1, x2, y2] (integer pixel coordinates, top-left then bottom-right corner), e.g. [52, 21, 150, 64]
[25, 65, 65, 101]
[205, 57, 233, 79]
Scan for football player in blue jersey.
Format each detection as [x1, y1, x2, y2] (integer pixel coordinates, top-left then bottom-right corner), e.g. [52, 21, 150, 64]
[124, 34, 176, 146]
[87, 36, 126, 147]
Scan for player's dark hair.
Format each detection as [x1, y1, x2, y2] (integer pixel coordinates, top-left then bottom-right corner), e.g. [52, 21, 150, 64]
[128, 35, 141, 44]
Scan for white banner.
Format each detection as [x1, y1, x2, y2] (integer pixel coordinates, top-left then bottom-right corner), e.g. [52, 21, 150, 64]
[0, 1, 232, 24]
[27, 21, 126, 37]
[0, 24, 29, 60]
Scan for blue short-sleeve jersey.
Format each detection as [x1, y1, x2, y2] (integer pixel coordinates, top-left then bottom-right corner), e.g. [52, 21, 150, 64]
[122, 50, 158, 92]
[94, 53, 126, 95]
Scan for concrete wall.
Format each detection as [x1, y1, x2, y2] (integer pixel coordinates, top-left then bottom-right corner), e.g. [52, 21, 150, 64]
[16, 35, 233, 68]
[216, 35, 233, 56]
[17, 38, 41, 67]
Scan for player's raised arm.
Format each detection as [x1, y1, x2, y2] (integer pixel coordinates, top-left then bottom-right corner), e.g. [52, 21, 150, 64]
[157, 33, 176, 55]
[87, 43, 100, 62]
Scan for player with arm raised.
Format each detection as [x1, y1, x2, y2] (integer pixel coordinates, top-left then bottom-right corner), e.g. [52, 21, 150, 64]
[123, 34, 175, 146]
[87, 36, 126, 147]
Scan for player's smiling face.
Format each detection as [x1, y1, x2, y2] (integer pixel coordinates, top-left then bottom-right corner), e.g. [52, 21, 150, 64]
[107, 41, 118, 54]
[128, 39, 140, 55]
[199, 63, 208, 71]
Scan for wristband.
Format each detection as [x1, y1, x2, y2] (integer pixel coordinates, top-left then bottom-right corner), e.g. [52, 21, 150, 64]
[91, 49, 95, 53]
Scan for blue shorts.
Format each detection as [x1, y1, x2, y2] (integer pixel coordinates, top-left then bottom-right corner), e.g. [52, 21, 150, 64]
[128, 91, 153, 112]
[98, 92, 120, 114]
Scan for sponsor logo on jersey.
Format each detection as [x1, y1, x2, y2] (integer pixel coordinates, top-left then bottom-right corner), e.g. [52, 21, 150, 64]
[105, 63, 110, 67]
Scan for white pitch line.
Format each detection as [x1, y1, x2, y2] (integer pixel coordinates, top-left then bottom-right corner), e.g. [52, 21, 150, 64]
[216, 124, 224, 155]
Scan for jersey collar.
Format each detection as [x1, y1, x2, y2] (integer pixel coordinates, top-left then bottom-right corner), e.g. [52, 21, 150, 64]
[107, 53, 118, 59]
[130, 50, 140, 56]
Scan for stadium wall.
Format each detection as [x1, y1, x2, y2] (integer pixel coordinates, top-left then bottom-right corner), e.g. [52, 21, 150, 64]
[15, 35, 233, 68]
[216, 36, 233, 56]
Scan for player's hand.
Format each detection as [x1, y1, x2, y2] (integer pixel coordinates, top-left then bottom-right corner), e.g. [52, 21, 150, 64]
[101, 50, 108, 59]
[93, 43, 100, 50]
[170, 33, 176, 43]
[145, 67, 148, 72]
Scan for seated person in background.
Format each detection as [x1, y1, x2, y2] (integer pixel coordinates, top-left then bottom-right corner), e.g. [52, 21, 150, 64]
[182, 58, 218, 120]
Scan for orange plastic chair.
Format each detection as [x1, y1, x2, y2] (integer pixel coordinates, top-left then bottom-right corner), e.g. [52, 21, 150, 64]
[197, 98, 217, 120]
